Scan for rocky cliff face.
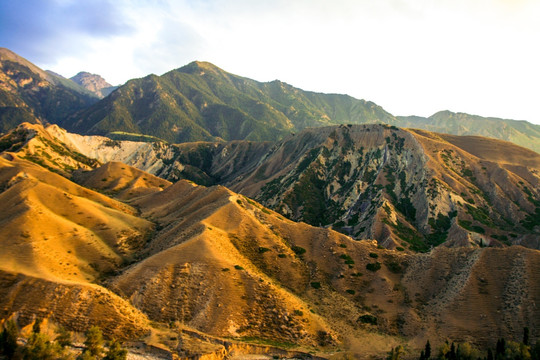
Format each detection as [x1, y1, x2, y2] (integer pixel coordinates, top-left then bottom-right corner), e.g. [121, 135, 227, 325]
[70, 71, 117, 98]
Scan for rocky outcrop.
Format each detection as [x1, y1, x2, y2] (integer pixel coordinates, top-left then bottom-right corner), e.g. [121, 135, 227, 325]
[70, 72, 117, 98]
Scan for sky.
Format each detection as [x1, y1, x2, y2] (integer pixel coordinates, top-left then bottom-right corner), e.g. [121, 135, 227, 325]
[1, 0, 539, 124]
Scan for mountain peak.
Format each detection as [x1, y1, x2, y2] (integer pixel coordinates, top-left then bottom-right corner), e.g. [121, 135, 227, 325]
[70, 71, 115, 98]
[0, 47, 50, 81]
[177, 60, 224, 75]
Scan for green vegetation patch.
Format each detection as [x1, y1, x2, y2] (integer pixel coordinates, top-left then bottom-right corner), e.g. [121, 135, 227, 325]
[366, 262, 381, 272]
[358, 314, 378, 325]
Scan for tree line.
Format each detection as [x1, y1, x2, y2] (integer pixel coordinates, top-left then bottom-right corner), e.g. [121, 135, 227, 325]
[387, 328, 540, 360]
[0, 318, 127, 360]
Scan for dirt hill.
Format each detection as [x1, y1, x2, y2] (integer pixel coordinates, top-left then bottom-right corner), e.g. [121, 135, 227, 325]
[1, 124, 539, 358]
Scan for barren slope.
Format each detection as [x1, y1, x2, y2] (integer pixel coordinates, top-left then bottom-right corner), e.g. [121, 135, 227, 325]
[0, 146, 539, 357]
[0, 155, 153, 282]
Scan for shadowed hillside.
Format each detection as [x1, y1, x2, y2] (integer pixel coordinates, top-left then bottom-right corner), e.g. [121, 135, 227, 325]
[0, 48, 98, 133]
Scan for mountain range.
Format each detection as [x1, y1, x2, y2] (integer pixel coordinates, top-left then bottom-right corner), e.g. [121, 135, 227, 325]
[1, 47, 540, 359]
[1, 48, 539, 153]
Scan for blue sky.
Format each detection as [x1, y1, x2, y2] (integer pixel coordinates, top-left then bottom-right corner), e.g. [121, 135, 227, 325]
[1, 0, 539, 124]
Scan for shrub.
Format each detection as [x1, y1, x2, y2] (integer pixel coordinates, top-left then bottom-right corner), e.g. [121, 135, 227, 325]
[366, 262, 381, 272]
[234, 265, 244, 270]
[358, 314, 377, 325]
[340, 254, 355, 264]
[369, 252, 379, 258]
[23, 332, 63, 360]
[55, 326, 72, 348]
[104, 340, 128, 360]
[346, 289, 356, 295]
[84, 326, 104, 358]
[0, 319, 19, 358]
[291, 246, 306, 255]
[385, 261, 403, 274]
[310, 282, 321, 289]
[258, 247, 270, 253]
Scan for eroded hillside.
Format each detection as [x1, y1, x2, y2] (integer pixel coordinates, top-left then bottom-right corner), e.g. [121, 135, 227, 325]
[40, 123, 539, 252]
[1, 123, 539, 359]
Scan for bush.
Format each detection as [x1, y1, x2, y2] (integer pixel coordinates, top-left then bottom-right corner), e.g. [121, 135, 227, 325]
[234, 265, 244, 270]
[0, 319, 19, 358]
[104, 340, 127, 360]
[340, 254, 355, 264]
[385, 261, 403, 274]
[310, 282, 321, 289]
[291, 246, 306, 255]
[23, 332, 63, 360]
[55, 326, 72, 348]
[366, 262, 381, 272]
[346, 289, 356, 295]
[84, 326, 104, 357]
[258, 247, 270, 253]
[358, 314, 377, 325]
[369, 252, 379, 258]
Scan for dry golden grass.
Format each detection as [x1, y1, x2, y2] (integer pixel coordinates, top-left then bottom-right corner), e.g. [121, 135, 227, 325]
[74, 161, 171, 200]
[0, 155, 153, 283]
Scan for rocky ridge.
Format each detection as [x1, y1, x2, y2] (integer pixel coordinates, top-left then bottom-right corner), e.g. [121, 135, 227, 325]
[33, 123, 540, 252]
[70, 71, 117, 98]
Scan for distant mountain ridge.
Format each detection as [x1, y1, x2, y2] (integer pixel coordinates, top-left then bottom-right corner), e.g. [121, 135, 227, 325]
[65, 61, 398, 143]
[0, 48, 539, 153]
[0, 47, 98, 133]
[70, 71, 117, 98]
[398, 111, 540, 154]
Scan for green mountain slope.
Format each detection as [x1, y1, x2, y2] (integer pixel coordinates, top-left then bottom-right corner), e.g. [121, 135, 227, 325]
[2, 48, 539, 152]
[67, 61, 397, 143]
[397, 111, 540, 154]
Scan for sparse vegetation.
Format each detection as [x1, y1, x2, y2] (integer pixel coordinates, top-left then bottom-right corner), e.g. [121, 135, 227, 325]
[366, 262, 381, 272]
[258, 246, 271, 253]
[291, 245, 306, 256]
[358, 314, 377, 325]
